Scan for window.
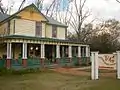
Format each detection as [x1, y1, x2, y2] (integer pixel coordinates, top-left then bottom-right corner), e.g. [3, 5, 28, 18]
[36, 21, 42, 36]
[52, 25, 57, 38]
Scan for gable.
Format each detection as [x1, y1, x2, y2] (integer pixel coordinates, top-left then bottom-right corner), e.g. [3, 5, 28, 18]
[16, 4, 47, 22]
[0, 4, 67, 27]
[0, 4, 48, 25]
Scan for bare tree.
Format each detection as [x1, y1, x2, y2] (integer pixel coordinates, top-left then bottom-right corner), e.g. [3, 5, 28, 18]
[0, 0, 4, 13]
[18, 0, 26, 11]
[116, 0, 120, 3]
[45, 0, 56, 16]
[0, 0, 15, 14]
[35, 0, 44, 11]
[68, 0, 92, 43]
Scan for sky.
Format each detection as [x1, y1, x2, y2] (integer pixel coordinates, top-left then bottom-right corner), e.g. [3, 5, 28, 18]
[1, 0, 120, 22]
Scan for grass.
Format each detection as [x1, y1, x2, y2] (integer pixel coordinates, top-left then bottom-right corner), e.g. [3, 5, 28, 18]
[0, 69, 120, 90]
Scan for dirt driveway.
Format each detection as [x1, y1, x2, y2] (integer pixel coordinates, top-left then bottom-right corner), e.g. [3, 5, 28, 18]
[52, 67, 116, 78]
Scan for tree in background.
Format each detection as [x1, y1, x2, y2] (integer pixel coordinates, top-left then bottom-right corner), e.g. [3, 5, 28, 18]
[68, 19, 120, 53]
[67, 23, 94, 44]
[68, 0, 94, 43]
[0, 0, 15, 14]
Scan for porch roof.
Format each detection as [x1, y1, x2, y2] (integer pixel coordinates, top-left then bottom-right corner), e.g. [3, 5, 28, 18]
[2, 35, 87, 46]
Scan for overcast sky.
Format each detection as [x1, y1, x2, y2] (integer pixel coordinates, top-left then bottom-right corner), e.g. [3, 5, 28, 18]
[1, 0, 120, 22]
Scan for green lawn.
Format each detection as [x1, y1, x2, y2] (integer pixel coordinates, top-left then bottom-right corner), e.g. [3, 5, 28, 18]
[0, 70, 120, 90]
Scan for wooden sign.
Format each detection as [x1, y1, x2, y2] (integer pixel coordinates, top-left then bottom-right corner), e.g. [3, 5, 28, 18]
[98, 54, 116, 69]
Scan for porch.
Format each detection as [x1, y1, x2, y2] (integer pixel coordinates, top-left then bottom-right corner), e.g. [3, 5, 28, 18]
[0, 35, 90, 69]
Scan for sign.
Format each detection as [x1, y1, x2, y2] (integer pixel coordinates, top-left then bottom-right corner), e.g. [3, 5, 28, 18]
[98, 54, 116, 69]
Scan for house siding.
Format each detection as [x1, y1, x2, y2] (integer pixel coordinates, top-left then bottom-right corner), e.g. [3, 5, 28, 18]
[14, 19, 35, 36]
[0, 23, 8, 35]
[45, 25, 66, 39]
[42, 23, 45, 37]
[57, 27, 65, 39]
[10, 19, 15, 35]
[46, 25, 52, 38]
[17, 10, 47, 22]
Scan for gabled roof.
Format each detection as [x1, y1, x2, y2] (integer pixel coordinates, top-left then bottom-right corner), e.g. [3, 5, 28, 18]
[0, 4, 48, 24]
[0, 4, 67, 27]
[45, 15, 67, 27]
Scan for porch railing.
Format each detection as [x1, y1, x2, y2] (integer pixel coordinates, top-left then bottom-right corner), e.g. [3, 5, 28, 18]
[27, 57, 41, 68]
[0, 58, 5, 68]
[11, 58, 23, 70]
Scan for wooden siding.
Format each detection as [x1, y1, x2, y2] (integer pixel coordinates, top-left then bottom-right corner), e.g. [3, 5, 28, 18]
[57, 27, 65, 39]
[45, 25, 66, 39]
[46, 25, 52, 38]
[14, 19, 35, 36]
[17, 10, 47, 22]
[0, 23, 8, 35]
[42, 23, 45, 37]
[10, 19, 15, 35]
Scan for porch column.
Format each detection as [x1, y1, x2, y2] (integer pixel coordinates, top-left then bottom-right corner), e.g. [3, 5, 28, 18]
[68, 45, 72, 63]
[56, 45, 60, 58]
[68, 46, 72, 58]
[56, 45, 60, 64]
[62, 46, 64, 57]
[6, 42, 12, 68]
[78, 46, 81, 57]
[91, 52, 99, 80]
[78, 46, 81, 65]
[41, 44, 45, 66]
[86, 46, 89, 57]
[22, 43, 27, 67]
[86, 46, 90, 65]
[41, 44, 45, 58]
[116, 51, 120, 79]
[88, 46, 90, 57]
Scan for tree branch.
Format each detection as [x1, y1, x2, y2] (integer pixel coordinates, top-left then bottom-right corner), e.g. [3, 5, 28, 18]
[116, 0, 120, 3]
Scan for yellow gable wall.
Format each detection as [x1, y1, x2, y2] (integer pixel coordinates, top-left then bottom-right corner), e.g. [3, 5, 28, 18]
[17, 10, 47, 22]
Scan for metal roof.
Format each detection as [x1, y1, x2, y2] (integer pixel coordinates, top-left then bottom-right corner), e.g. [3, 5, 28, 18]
[2, 35, 83, 45]
[45, 15, 67, 27]
[0, 12, 9, 22]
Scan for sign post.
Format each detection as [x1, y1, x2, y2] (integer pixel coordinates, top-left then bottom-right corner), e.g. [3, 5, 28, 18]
[116, 51, 120, 79]
[91, 52, 99, 80]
